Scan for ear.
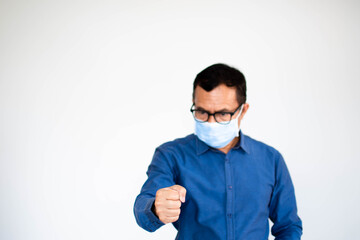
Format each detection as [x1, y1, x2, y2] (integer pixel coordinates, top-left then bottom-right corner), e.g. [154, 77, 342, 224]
[238, 103, 250, 126]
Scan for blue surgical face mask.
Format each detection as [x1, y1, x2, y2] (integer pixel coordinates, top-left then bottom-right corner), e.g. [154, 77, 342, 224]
[194, 107, 242, 149]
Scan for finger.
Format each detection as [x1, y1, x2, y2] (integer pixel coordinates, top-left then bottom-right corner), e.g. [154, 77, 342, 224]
[165, 208, 181, 217]
[163, 189, 181, 201]
[169, 185, 187, 203]
[164, 199, 181, 209]
[162, 215, 179, 224]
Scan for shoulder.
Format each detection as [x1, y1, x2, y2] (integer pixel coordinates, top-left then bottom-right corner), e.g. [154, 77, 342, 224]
[242, 132, 282, 160]
[156, 133, 197, 155]
[242, 133, 288, 174]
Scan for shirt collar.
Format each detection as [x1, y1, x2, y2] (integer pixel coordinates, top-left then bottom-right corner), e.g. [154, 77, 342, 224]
[235, 130, 250, 154]
[195, 130, 250, 155]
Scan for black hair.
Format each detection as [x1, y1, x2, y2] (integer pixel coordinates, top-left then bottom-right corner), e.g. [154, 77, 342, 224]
[192, 63, 247, 105]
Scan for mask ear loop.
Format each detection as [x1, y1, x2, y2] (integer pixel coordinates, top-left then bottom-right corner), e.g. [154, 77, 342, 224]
[235, 105, 244, 120]
[233, 105, 244, 134]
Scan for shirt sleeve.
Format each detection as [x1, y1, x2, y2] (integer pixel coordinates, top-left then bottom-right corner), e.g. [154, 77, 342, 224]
[133, 147, 177, 232]
[269, 153, 303, 239]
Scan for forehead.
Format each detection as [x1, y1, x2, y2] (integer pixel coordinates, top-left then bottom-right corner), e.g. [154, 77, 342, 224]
[194, 84, 238, 111]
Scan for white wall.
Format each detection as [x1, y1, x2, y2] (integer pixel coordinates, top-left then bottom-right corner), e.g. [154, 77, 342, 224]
[1, 0, 359, 239]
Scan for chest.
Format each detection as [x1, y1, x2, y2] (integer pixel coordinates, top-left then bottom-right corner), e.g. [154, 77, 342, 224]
[174, 151, 275, 206]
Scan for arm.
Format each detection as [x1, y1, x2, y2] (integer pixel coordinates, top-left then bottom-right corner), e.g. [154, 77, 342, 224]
[269, 153, 303, 239]
[133, 148, 177, 232]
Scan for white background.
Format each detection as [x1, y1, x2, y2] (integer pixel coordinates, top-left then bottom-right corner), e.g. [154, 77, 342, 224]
[1, 0, 359, 239]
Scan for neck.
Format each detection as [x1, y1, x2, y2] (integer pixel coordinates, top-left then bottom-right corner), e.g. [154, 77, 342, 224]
[217, 137, 239, 154]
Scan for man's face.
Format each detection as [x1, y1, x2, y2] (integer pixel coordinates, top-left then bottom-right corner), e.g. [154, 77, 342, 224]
[193, 84, 248, 126]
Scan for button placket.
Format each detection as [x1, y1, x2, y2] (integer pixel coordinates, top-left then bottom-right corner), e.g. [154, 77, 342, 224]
[224, 154, 234, 240]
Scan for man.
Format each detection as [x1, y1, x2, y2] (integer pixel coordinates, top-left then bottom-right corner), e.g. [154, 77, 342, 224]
[134, 63, 303, 239]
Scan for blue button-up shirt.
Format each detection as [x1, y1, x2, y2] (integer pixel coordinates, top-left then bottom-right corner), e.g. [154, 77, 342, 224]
[134, 131, 302, 239]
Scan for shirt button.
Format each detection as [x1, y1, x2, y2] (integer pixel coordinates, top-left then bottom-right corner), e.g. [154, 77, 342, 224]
[227, 213, 232, 218]
[228, 185, 232, 190]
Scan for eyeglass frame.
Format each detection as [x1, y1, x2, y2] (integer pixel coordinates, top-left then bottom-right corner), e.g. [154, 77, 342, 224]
[190, 103, 243, 125]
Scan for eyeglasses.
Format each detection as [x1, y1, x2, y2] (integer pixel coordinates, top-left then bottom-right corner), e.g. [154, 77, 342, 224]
[190, 104, 242, 125]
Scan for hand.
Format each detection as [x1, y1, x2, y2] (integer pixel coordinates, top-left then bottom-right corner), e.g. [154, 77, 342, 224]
[153, 185, 187, 224]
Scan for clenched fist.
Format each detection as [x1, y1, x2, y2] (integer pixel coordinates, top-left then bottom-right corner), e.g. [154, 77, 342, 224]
[153, 185, 187, 224]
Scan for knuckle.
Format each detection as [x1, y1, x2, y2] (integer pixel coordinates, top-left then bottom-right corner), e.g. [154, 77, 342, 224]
[154, 199, 162, 209]
[170, 192, 179, 199]
[165, 189, 174, 197]
[155, 207, 163, 217]
[159, 216, 167, 223]
[171, 200, 180, 208]
[156, 188, 165, 197]
[158, 210, 167, 218]
[156, 188, 170, 200]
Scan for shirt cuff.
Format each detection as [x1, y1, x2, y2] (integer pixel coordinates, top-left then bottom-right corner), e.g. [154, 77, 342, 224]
[144, 198, 165, 231]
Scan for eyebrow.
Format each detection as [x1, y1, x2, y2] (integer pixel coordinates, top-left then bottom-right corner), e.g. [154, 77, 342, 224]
[195, 106, 233, 113]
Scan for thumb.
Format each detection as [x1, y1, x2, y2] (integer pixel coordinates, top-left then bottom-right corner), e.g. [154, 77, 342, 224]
[169, 185, 187, 203]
